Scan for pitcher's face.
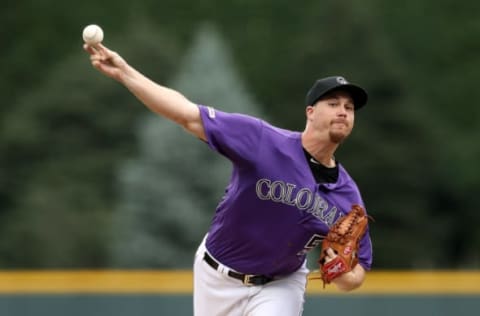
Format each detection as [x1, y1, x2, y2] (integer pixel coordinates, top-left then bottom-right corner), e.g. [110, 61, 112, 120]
[306, 90, 355, 143]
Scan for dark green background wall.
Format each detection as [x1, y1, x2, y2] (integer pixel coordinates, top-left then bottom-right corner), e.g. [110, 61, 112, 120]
[1, 294, 478, 316]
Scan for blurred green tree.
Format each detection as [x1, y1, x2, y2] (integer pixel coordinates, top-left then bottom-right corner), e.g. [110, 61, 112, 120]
[0, 19, 180, 267]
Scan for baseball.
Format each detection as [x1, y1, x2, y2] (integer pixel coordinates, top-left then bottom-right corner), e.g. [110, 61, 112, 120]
[82, 24, 104, 45]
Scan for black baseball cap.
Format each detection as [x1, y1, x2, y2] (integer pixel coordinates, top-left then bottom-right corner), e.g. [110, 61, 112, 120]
[305, 76, 368, 110]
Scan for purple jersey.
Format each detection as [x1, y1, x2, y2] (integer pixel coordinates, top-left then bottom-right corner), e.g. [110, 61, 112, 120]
[199, 105, 372, 277]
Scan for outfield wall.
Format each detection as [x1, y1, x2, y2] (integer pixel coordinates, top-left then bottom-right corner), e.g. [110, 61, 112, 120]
[0, 271, 479, 316]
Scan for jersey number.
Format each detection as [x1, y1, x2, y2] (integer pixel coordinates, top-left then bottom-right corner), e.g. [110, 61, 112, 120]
[297, 234, 325, 257]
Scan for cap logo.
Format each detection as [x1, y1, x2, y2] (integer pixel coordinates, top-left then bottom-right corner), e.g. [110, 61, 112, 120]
[336, 77, 348, 84]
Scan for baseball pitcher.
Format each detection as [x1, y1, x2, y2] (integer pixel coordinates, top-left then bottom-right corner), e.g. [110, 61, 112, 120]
[84, 41, 373, 316]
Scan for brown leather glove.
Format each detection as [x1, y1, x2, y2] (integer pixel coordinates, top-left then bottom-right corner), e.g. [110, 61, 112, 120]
[311, 205, 370, 286]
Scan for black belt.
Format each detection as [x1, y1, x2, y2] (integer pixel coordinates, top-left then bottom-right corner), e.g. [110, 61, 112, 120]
[203, 252, 273, 286]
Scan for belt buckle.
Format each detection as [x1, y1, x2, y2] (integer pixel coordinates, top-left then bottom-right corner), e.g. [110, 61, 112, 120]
[243, 274, 256, 286]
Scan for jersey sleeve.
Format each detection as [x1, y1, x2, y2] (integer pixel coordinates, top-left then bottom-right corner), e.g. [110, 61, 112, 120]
[351, 202, 373, 271]
[336, 167, 373, 270]
[198, 105, 264, 164]
[358, 227, 373, 270]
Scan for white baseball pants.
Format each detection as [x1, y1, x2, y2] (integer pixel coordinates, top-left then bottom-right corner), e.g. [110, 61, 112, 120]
[193, 236, 309, 316]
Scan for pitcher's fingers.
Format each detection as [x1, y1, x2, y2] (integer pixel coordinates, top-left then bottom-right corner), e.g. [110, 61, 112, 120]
[90, 54, 103, 63]
[92, 60, 101, 69]
[83, 44, 101, 56]
[326, 248, 336, 258]
[86, 44, 113, 63]
[94, 43, 114, 58]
